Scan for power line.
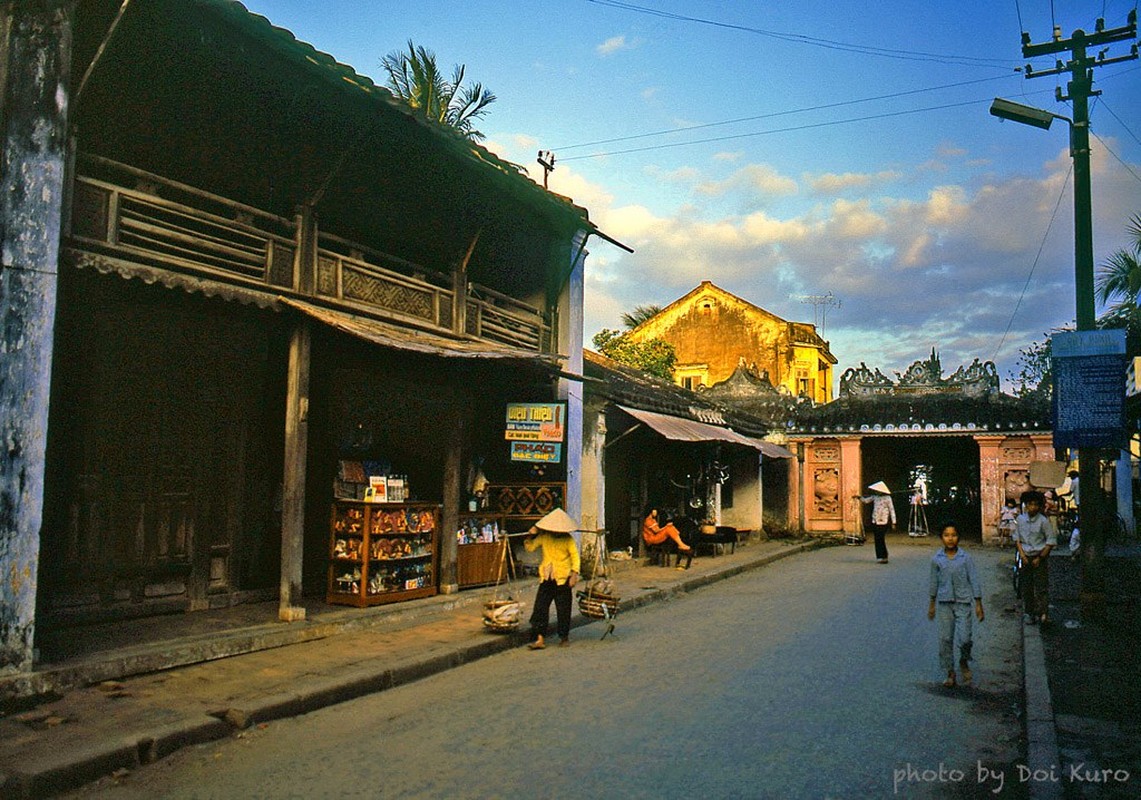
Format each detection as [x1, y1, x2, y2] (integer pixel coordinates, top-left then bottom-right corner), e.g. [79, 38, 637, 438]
[559, 97, 996, 162]
[554, 73, 1019, 152]
[1092, 129, 1141, 185]
[1096, 97, 1141, 148]
[585, 0, 1019, 69]
[991, 164, 1073, 364]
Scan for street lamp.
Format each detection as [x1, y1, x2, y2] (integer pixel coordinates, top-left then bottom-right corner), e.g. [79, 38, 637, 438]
[988, 98, 1070, 130]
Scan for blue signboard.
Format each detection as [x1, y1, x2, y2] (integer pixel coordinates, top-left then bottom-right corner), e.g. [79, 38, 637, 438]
[1051, 330, 1127, 449]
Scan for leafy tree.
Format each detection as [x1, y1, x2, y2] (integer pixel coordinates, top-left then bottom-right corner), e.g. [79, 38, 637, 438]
[1095, 212, 1141, 309]
[621, 304, 662, 330]
[380, 40, 496, 141]
[1009, 334, 1054, 399]
[592, 329, 677, 380]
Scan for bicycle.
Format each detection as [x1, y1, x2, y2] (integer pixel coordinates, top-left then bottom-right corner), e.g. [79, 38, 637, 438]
[1011, 548, 1024, 599]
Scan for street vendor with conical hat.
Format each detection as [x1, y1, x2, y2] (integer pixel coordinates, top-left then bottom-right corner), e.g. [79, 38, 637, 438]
[859, 481, 897, 564]
[524, 508, 581, 650]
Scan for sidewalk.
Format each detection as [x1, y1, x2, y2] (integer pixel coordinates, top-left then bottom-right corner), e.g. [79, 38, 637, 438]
[1036, 544, 1141, 799]
[0, 537, 819, 799]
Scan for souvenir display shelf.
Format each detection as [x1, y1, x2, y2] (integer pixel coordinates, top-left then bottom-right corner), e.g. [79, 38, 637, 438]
[328, 501, 439, 607]
[456, 513, 508, 588]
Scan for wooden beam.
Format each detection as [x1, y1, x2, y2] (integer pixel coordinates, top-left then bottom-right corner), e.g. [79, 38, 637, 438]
[452, 229, 479, 336]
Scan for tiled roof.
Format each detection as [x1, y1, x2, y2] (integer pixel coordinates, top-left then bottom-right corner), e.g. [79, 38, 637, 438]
[789, 392, 1051, 435]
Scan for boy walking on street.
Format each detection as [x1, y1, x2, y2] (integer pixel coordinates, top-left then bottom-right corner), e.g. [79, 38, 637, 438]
[1013, 490, 1055, 625]
[928, 523, 984, 688]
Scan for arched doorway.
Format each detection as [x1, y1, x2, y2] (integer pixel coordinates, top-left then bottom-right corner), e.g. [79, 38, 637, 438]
[861, 436, 982, 540]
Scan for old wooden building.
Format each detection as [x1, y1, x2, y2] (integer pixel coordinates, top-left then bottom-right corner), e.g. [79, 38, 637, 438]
[626, 281, 837, 403]
[0, 0, 610, 683]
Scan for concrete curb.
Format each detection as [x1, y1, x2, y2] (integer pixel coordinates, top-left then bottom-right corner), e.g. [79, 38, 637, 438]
[0, 540, 819, 799]
[1023, 621, 1064, 800]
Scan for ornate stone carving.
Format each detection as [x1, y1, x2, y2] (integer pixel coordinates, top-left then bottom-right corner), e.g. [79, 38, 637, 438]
[813, 467, 840, 514]
[839, 349, 1000, 398]
[812, 443, 840, 462]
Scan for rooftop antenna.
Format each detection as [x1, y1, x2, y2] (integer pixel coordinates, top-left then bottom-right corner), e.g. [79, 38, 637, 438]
[536, 150, 556, 189]
[793, 291, 842, 334]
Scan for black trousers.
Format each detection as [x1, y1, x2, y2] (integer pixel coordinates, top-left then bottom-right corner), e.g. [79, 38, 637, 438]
[1022, 554, 1050, 618]
[870, 524, 889, 560]
[530, 579, 572, 641]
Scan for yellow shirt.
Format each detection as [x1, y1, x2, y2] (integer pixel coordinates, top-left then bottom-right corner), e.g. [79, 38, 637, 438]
[524, 532, 580, 585]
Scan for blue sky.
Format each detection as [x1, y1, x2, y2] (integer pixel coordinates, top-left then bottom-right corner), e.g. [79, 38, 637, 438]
[240, 0, 1141, 390]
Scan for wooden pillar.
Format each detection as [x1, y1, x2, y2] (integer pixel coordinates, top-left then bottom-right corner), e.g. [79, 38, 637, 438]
[278, 206, 317, 622]
[791, 441, 805, 533]
[438, 403, 463, 594]
[279, 318, 311, 621]
[0, 2, 72, 673]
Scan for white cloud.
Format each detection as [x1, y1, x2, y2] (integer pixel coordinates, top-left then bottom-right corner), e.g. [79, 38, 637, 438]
[807, 170, 902, 194]
[596, 35, 632, 56]
[487, 130, 1138, 390]
[695, 164, 798, 198]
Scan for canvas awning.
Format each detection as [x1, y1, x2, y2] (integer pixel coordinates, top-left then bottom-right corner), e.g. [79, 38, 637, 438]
[618, 406, 794, 458]
[280, 298, 563, 365]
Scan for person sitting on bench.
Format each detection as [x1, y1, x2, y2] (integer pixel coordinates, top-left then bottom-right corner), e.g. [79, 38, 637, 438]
[642, 506, 692, 552]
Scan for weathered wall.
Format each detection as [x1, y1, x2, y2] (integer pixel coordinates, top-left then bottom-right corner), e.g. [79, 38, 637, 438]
[629, 282, 833, 401]
[633, 286, 787, 390]
[0, 2, 72, 673]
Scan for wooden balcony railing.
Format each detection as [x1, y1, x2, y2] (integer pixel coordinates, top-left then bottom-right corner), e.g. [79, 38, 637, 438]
[68, 155, 551, 353]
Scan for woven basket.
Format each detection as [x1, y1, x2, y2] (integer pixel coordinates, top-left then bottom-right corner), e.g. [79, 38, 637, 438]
[576, 590, 620, 620]
[483, 599, 522, 633]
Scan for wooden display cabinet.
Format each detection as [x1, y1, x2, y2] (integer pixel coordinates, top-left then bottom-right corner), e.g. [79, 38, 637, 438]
[328, 501, 439, 606]
[456, 513, 508, 588]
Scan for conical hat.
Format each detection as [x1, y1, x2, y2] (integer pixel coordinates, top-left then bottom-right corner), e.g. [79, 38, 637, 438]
[534, 507, 579, 533]
[867, 481, 891, 495]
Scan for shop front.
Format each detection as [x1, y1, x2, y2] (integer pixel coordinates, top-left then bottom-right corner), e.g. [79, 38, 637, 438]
[304, 320, 576, 604]
[582, 351, 794, 553]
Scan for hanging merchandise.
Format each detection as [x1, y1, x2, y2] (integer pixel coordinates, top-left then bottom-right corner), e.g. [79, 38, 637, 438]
[482, 537, 522, 633]
[576, 531, 620, 639]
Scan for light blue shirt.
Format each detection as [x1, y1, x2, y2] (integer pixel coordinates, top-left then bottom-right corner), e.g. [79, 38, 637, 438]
[1013, 512, 1055, 555]
[929, 549, 982, 602]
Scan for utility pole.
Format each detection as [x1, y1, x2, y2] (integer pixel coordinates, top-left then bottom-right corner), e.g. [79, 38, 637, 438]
[1020, 11, 1137, 620]
[536, 150, 556, 190]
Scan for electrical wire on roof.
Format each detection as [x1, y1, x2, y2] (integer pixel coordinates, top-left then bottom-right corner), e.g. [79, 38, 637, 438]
[586, 0, 1019, 69]
[554, 73, 1020, 152]
[991, 164, 1072, 364]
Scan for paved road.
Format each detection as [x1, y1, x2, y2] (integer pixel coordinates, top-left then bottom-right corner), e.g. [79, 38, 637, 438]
[66, 544, 1023, 799]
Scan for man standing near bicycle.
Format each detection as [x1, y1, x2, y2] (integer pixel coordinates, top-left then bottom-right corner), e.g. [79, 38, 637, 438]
[1013, 490, 1056, 625]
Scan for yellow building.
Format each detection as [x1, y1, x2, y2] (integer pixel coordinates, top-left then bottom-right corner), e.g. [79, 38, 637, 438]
[627, 281, 837, 403]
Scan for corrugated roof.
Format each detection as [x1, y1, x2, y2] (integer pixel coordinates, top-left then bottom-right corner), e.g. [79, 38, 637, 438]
[280, 298, 563, 363]
[618, 406, 793, 457]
